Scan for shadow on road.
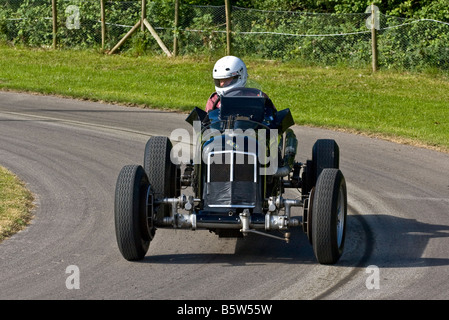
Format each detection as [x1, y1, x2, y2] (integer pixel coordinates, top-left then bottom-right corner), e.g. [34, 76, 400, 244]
[140, 227, 317, 266]
[137, 212, 449, 269]
[354, 213, 449, 268]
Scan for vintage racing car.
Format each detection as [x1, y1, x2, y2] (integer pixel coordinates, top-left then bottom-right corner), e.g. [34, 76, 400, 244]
[114, 87, 347, 265]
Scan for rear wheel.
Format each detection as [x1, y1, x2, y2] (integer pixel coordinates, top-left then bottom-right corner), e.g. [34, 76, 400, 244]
[144, 136, 178, 221]
[115, 165, 154, 261]
[311, 139, 339, 186]
[311, 168, 347, 265]
[302, 139, 339, 201]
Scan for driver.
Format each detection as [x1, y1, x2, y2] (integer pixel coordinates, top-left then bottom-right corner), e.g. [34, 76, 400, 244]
[205, 56, 275, 112]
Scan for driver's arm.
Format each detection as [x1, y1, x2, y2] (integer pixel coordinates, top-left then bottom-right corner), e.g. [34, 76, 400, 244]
[205, 92, 219, 112]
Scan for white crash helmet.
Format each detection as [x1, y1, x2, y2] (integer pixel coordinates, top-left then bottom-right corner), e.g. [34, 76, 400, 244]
[213, 56, 248, 95]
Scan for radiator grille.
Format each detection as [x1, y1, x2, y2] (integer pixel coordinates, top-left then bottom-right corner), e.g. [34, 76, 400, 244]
[207, 150, 257, 183]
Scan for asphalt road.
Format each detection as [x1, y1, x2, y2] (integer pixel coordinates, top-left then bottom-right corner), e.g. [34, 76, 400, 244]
[1, 91, 449, 300]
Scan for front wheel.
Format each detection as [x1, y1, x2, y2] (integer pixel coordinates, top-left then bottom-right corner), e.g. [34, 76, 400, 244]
[311, 168, 347, 265]
[115, 165, 154, 261]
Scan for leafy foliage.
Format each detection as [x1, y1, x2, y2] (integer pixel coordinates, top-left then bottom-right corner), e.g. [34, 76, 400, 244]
[0, 0, 448, 72]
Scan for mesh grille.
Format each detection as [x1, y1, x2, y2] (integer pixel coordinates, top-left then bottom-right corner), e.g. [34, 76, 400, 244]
[207, 151, 256, 183]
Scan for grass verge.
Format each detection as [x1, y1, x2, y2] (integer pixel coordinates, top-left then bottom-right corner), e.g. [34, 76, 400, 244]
[0, 45, 448, 153]
[0, 166, 34, 243]
[0, 45, 448, 240]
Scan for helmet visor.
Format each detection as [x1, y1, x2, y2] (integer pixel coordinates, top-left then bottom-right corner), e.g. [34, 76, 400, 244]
[214, 76, 240, 88]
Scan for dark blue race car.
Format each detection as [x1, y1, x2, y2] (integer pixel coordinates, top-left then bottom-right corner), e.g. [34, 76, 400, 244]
[114, 87, 347, 265]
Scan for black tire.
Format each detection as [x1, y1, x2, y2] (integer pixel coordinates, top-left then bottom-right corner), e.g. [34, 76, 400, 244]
[311, 139, 339, 185]
[144, 136, 177, 220]
[115, 165, 152, 261]
[311, 168, 347, 265]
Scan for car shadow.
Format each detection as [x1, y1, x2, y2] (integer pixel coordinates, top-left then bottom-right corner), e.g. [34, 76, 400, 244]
[138, 213, 449, 268]
[351, 213, 449, 269]
[141, 227, 317, 266]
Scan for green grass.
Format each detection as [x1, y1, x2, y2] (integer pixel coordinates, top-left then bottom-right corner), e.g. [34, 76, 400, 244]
[1, 45, 448, 152]
[0, 166, 34, 242]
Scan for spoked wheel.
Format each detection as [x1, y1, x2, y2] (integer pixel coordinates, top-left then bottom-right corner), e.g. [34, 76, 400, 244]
[115, 165, 155, 261]
[303, 187, 315, 244]
[311, 168, 347, 265]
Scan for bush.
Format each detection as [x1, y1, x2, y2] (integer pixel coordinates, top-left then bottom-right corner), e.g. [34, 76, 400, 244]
[0, 0, 448, 73]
